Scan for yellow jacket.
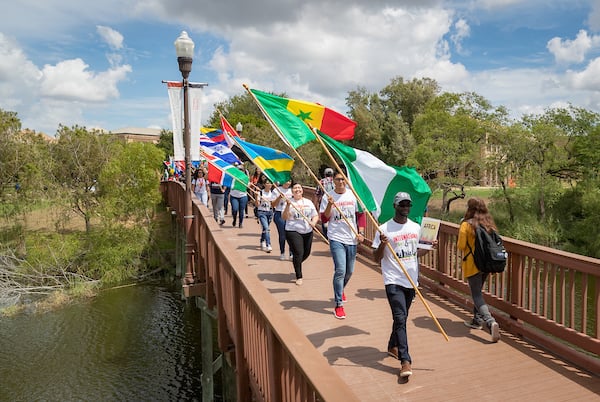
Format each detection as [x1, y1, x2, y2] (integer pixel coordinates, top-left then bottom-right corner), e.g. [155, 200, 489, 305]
[458, 221, 478, 278]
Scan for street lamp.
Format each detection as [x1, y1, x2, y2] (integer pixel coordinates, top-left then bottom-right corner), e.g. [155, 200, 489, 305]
[175, 31, 195, 285]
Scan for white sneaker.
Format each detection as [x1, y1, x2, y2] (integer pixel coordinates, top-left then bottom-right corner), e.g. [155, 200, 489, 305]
[295, 278, 303, 286]
[261, 241, 266, 251]
[266, 245, 272, 253]
[279, 253, 286, 261]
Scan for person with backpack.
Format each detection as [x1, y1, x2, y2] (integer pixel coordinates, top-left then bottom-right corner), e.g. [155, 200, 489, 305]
[458, 197, 501, 342]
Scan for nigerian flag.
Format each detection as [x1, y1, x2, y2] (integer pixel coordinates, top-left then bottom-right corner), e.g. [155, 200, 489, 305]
[319, 133, 431, 224]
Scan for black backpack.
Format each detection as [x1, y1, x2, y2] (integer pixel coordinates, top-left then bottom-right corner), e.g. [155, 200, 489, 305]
[464, 225, 507, 273]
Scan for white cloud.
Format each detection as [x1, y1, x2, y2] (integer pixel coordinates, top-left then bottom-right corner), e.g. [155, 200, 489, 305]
[96, 25, 124, 50]
[202, 5, 455, 113]
[40, 59, 132, 101]
[0, 32, 132, 133]
[451, 18, 471, 55]
[588, 0, 600, 32]
[566, 57, 600, 90]
[547, 29, 600, 64]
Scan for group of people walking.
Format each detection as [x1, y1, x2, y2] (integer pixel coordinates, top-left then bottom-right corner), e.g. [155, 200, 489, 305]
[193, 165, 501, 380]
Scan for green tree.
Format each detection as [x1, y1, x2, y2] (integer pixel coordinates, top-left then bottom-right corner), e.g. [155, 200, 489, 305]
[98, 141, 164, 227]
[410, 92, 506, 213]
[0, 109, 22, 202]
[346, 76, 439, 167]
[379, 76, 440, 133]
[346, 86, 412, 166]
[51, 125, 119, 233]
[156, 129, 174, 160]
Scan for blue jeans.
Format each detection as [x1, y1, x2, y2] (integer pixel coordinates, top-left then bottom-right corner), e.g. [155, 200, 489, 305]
[330, 240, 357, 306]
[385, 284, 415, 363]
[230, 195, 248, 227]
[273, 211, 287, 254]
[467, 272, 494, 324]
[257, 210, 273, 245]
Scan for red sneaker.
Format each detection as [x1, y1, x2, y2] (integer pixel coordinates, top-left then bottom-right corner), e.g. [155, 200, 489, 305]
[334, 306, 346, 319]
[342, 292, 347, 302]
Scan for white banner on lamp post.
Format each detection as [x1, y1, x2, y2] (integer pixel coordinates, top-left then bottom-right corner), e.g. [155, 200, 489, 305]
[188, 86, 202, 162]
[166, 82, 184, 161]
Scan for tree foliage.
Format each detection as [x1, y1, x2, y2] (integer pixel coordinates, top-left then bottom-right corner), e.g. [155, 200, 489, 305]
[51, 125, 118, 233]
[98, 141, 164, 226]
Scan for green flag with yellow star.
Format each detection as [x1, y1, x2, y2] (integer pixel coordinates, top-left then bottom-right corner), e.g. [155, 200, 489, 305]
[250, 88, 356, 148]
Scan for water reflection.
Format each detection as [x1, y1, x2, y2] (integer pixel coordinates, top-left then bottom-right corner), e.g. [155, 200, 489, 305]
[0, 283, 204, 401]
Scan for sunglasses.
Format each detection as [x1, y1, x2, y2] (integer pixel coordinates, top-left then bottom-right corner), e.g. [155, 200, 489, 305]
[334, 178, 345, 182]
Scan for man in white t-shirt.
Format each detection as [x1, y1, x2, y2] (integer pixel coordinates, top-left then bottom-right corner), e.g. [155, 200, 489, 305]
[320, 171, 365, 320]
[372, 192, 436, 379]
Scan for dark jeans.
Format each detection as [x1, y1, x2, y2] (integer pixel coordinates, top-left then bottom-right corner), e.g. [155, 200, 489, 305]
[224, 187, 230, 214]
[230, 195, 248, 227]
[285, 230, 313, 279]
[273, 211, 287, 254]
[385, 284, 416, 364]
[257, 210, 273, 245]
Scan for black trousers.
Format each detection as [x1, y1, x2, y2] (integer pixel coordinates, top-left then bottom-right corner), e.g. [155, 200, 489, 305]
[285, 230, 313, 279]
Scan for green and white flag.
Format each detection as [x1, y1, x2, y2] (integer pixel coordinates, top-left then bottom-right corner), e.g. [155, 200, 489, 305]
[319, 132, 431, 224]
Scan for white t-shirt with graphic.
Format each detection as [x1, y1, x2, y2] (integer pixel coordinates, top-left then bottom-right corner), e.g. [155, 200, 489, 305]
[372, 219, 421, 288]
[257, 189, 277, 212]
[285, 197, 318, 234]
[319, 189, 358, 245]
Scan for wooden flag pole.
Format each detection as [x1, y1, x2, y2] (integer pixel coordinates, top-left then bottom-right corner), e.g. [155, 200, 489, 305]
[242, 84, 355, 244]
[313, 129, 449, 342]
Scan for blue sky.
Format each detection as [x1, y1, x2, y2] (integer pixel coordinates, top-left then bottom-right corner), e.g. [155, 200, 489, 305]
[1, 0, 600, 135]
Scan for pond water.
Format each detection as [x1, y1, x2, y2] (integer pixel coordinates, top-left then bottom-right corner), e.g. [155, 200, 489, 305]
[0, 283, 206, 401]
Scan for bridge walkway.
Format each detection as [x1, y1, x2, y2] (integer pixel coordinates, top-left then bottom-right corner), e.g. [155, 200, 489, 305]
[212, 208, 599, 401]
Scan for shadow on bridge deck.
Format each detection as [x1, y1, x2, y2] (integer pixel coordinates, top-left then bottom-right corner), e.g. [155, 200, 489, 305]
[213, 209, 599, 401]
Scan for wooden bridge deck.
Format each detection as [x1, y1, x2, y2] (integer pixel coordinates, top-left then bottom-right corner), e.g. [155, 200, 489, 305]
[214, 210, 600, 401]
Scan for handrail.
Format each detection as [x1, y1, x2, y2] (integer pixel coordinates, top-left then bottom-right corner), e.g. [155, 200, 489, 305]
[421, 221, 600, 372]
[355, 197, 600, 374]
[161, 181, 361, 401]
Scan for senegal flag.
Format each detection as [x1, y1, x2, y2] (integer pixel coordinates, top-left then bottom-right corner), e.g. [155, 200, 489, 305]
[319, 132, 431, 224]
[250, 88, 356, 148]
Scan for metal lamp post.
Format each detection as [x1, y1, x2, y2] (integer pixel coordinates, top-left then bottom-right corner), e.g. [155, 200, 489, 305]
[175, 31, 195, 285]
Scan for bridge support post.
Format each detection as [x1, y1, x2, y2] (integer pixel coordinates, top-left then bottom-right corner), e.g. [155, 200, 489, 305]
[200, 306, 215, 402]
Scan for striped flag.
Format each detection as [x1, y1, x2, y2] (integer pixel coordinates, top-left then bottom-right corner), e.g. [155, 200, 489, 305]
[235, 139, 294, 184]
[203, 152, 248, 191]
[319, 132, 431, 224]
[249, 88, 356, 148]
[199, 129, 241, 165]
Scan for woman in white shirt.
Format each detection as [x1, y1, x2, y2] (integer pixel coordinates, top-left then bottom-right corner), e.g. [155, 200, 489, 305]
[283, 182, 319, 285]
[192, 169, 209, 207]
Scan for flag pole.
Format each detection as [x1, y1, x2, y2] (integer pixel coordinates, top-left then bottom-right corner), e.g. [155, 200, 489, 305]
[312, 128, 449, 342]
[243, 84, 360, 243]
[217, 111, 318, 239]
